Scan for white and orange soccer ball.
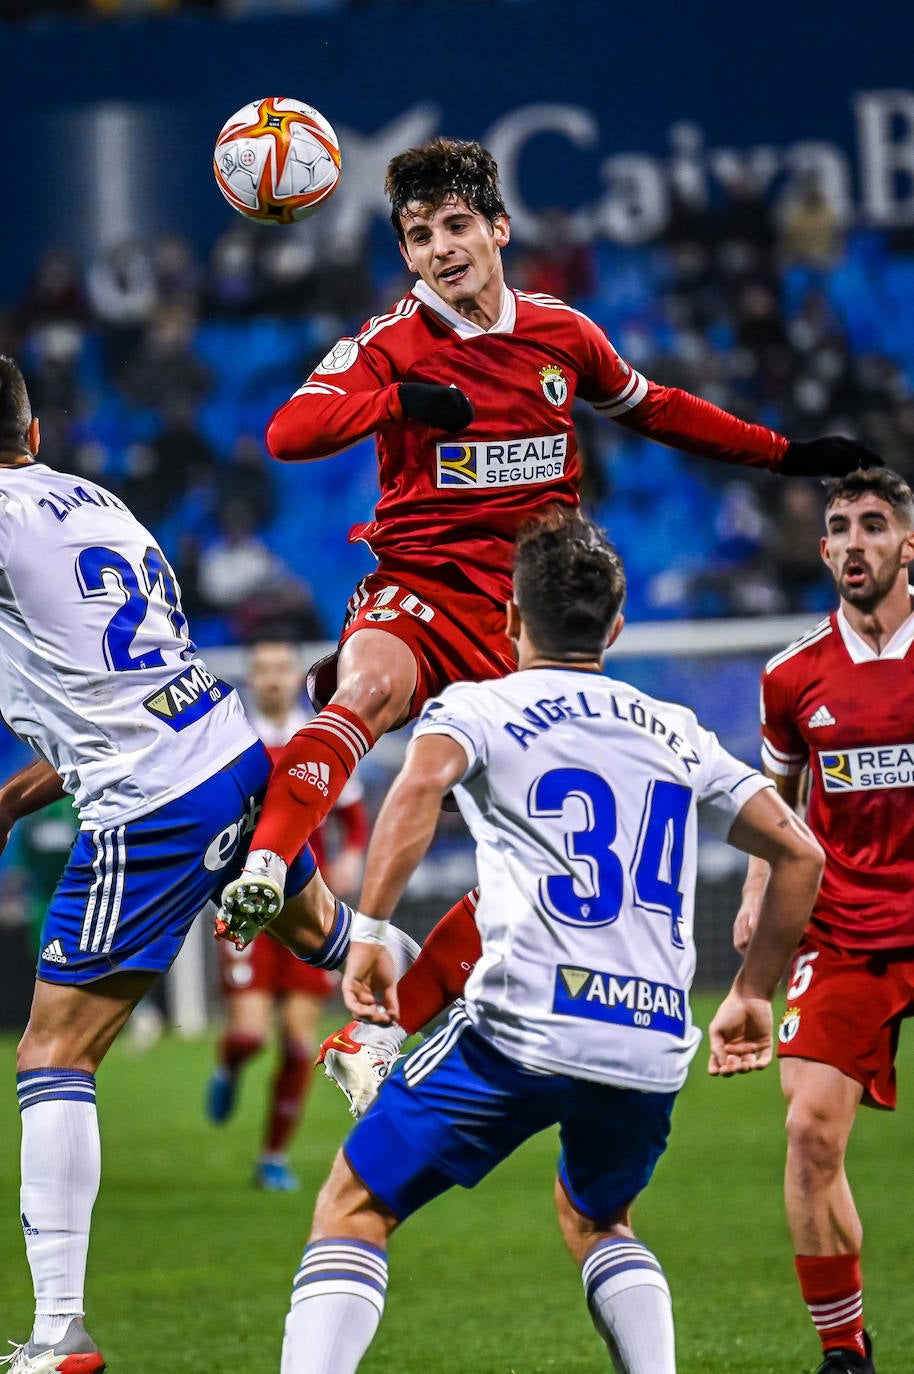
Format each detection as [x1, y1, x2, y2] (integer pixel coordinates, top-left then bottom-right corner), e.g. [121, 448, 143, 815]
[213, 98, 341, 225]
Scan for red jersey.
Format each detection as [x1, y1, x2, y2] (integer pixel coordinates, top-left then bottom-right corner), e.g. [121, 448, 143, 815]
[267, 281, 788, 605]
[761, 605, 914, 950]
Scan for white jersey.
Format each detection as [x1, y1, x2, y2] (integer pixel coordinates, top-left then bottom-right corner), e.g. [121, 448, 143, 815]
[0, 463, 257, 826]
[414, 666, 771, 1093]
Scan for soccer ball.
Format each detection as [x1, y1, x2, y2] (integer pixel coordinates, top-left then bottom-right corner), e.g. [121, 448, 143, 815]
[213, 97, 341, 225]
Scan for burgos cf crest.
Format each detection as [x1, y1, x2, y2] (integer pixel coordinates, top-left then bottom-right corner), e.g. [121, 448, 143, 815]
[540, 365, 567, 407]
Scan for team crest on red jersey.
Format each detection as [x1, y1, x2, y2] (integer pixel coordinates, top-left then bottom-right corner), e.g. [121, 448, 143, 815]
[539, 365, 567, 407]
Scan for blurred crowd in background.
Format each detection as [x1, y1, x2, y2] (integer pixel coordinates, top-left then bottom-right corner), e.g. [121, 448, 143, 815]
[7, 157, 914, 643]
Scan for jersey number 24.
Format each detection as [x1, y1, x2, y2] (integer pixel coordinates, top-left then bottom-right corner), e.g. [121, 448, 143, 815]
[76, 544, 190, 671]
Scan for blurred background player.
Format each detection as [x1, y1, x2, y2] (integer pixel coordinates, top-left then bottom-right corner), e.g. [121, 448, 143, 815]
[732, 467, 914, 1374]
[218, 136, 878, 1062]
[206, 640, 369, 1191]
[279, 509, 824, 1374]
[0, 356, 346, 1374]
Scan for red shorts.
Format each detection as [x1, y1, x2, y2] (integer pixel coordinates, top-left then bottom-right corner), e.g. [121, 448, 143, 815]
[308, 570, 517, 722]
[219, 933, 337, 999]
[777, 931, 914, 1109]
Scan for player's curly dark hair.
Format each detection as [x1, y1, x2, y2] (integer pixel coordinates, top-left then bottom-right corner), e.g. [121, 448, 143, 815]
[386, 137, 508, 242]
[824, 467, 914, 529]
[514, 507, 626, 659]
[0, 355, 32, 456]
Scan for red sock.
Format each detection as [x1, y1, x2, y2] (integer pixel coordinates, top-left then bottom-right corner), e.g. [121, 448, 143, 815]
[219, 1031, 264, 1073]
[263, 1040, 312, 1154]
[397, 890, 482, 1035]
[252, 705, 374, 864]
[795, 1253, 865, 1355]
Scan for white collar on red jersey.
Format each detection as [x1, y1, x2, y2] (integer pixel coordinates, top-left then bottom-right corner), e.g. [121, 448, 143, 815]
[410, 280, 516, 336]
[836, 596, 914, 662]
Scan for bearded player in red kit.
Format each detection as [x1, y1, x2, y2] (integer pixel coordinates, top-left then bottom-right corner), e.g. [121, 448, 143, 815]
[219, 136, 880, 1110]
[723, 467, 914, 1374]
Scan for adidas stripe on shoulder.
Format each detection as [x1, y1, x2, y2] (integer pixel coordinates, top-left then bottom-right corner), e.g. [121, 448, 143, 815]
[764, 617, 833, 674]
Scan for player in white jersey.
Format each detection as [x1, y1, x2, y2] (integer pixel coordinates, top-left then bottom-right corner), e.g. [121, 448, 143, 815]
[0, 357, 350, 1374]
[278, 508, 824, 1374]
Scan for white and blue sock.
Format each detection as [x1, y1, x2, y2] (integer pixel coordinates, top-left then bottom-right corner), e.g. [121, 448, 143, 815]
[304, 904, 420, 978]
[280, 1237, 388, 1374]
[582, 1236, 676, 1373]
[304, 901, 353, 970]
[17, 1069, 101, 1346]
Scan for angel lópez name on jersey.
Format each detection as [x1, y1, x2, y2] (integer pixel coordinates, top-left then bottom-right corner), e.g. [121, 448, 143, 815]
[819, 743, 914, 791]
[436, 433, 567, 488]
[501, 689, 702, 773]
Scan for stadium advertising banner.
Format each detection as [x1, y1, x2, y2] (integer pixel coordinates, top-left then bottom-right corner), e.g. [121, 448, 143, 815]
[2, 0, 914, 296]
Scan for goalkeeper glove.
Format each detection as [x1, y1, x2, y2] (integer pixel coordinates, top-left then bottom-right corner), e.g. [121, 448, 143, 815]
[781, 436, 884, 478]
[398, 382, 474, 432]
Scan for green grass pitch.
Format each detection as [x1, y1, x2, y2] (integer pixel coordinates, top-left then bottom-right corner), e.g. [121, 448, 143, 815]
[1, 993, 912, 1373]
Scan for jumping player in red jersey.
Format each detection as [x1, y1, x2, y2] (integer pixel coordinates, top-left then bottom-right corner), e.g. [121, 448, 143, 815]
[719, 467, 914, 1374]
[218, 137, 879, 1103]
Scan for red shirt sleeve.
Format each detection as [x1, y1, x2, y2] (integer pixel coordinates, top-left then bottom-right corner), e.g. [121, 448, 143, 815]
[572, 313, 788, 471]
[759, 664, 808, 777]
[265, 336, 402, 463]
[615, 380, 789, 470]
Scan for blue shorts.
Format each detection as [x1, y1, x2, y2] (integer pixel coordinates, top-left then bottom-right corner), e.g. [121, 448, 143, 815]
[345, 1011, 676, 1222]
[37, 742, 317, 985]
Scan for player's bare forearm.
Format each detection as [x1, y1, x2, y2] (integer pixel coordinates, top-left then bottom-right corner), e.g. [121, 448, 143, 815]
[733, 854, 769, 953]
[359, 735, 468, 921]
[359, 780, 445, 920]
[617, 382, 788, 470]
[737, 850, 821, 998]
[727, 788, 823, 1000]
[0, 758, 66, 853]
[733, 768, 803, 953]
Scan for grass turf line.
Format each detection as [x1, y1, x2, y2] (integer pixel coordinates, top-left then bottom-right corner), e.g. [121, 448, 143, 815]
[1, 993, 912, 1373]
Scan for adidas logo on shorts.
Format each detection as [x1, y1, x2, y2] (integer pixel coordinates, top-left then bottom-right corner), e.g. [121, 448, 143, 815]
[287, 760, 331, 796]
[41, 938, 68, 965]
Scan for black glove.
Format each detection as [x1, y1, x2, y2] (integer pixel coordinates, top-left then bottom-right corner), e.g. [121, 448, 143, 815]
[781, 436, 885, 478]
[398, 382, 474, 433]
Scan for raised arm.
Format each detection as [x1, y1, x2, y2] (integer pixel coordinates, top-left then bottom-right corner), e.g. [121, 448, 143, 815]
[616, 381, 881, 477]
[266, 331, 473, 466]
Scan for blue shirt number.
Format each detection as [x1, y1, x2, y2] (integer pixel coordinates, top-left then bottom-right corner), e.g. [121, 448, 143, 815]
[76, 544, 191, 672]
[528, 766, 689, 947]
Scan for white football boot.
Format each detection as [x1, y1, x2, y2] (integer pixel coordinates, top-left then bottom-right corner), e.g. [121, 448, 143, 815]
[3, 1317, 105, 1373]
[217, 849, 288, 948]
